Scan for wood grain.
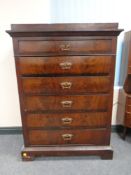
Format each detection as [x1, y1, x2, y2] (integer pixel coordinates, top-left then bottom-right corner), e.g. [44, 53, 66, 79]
[25, 112, 108, 128]
[6, 23, 122, 160]
[28, 129, 109, 146]
[21, 76, 111, 94]
[17, 56, 112, 75]
[23, 95, 109, 112]
[18, 39, 112, 55]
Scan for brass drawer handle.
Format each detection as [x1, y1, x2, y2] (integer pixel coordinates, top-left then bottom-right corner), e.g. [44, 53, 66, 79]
[62, 134, 73, 141]
[61, 101, 72, 108]
[61, 117, 73, 124]
[24, 109, 27, 112]
[60, 82, 72, 89]
[59, 62, 72, 70]
[60, 44, 70, 51]
[126, 112, 131, 114]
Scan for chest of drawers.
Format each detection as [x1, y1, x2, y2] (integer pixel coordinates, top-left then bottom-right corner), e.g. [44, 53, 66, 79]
[122, 31, 131, 139]
[6, 23, 122, 160]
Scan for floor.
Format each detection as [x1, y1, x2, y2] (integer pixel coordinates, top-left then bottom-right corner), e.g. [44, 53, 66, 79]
[0, 133, 131, 175]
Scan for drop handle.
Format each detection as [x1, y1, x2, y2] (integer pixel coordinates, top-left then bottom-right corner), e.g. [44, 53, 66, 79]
[61, 101, 73, 108]
[60, 44, 70, 51]
[62, 134, 73, 141]
[60, 82, 72, 89]
[61, 117, 73, 124]
[59, 62, 72, 70]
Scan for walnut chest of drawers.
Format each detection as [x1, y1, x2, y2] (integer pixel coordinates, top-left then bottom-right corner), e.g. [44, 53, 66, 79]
[6, 23, 122, 160]
[122, 31, 131, 139]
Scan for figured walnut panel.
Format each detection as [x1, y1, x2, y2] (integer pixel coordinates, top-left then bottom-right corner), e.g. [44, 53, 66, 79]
[25, 112, 108, 128]
[17, 56, 112, 75]
[21, 76, 111, 94]
[28, 129, 109, 146]
[23, 95, 109, 112]
[18, 39, 112, 55]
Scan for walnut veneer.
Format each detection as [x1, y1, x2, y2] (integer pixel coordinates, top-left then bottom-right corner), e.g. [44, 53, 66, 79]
[6, 23, 123, 160]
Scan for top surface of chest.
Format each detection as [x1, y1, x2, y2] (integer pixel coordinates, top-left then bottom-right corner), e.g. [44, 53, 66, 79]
[6, 23, 122, 37]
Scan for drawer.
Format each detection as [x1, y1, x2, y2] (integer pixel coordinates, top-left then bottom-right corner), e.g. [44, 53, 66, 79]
[22, 76, 111, 94]
[28, 129, 109, 146]
[23, 95, 109, 112]
[126, 96, 131, 112]
[18, 39, 112, 55]
[126, 105, 131, 113]
[125, 112, 131, 127]
[126, 96, 131, 105]
[25, 112, 108, 128]
[128, 67, 131, 74]
[17, 56, 112, 75]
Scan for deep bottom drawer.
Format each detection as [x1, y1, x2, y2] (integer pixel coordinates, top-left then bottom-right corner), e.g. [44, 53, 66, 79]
[28, 129, 109, 146]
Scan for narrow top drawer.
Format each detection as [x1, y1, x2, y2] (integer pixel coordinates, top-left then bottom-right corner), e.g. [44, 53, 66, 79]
[17, 39, 112, 56]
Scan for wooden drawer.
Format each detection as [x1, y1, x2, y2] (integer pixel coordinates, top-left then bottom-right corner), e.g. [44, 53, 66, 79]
[124, 96, 131, 127]
[22, 76, 111, 95]
[125, 112, 131, 127]
[28, 129, 109, 146]
[128, 67, 131, 74]
[126, 96, 131, 104]
[25, 112, 108, 128]
[23, 95, 109, 112]
[18, 39, 112, 55]
[127, 53, 131, 74]
[17, 56, 112, 75]
[126, 105, 131, 113]
[126, 96, 131, 112]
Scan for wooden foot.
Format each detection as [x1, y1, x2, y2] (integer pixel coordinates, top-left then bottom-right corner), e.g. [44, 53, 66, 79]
[101, 151, 113, 160]
[21, 145, 113, 161]
[122, 127, 127, 140]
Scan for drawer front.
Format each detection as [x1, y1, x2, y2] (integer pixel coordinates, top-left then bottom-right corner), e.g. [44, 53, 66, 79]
[126, 105, 131, 113]
[126, 96, 131, 112]
[128, 67, 131, 74]
[22, 76, 111, 94]
[125, 112, 131, 127]
[28, 129, 109, 146]
[126, 96, 131, 104]
[25, 112, 108, 128]
[17, 56, 112, 75]
[18, 39, 112, 55]
[128, 55, 131, 74]
[23, 95, 109, 112]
